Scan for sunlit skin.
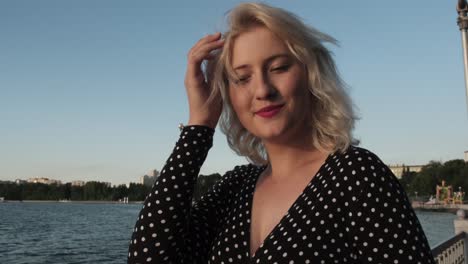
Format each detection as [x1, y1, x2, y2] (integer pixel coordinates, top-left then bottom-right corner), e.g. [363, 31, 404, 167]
[227, 26, 329, 178]
[229, 25, 312, 147]
[227, 26, 331, 256]
[183, 27, 330, 257]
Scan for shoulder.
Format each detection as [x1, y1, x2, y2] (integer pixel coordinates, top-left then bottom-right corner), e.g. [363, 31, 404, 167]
[327, 146, 391, 177]
[330, 146, 384, 165]
[222, 163, 265, 183]
[205, 163, 264, 205]
[325, 146, 402, 197]
[230, 163, 266, 175]
[214, 163, 265, 189]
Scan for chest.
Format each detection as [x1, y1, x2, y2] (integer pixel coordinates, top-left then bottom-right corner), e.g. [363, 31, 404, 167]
[249, 175, 313, 256]
[207, 169, 353, 263]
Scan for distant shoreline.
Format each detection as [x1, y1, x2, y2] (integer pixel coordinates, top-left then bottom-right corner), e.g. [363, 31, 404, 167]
[2, 200, 464, 212]
[412, 201, 468, 214]
[0, 200, 143, 204]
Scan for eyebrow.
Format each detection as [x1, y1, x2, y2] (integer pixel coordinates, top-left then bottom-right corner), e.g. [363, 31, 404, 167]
[232, 53, 291, 71]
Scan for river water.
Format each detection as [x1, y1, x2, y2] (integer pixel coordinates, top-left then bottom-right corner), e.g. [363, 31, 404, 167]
[0, 202, 457, 263]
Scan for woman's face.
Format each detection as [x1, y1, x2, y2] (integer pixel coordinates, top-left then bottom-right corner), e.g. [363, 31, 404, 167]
[228, 26, 311, 144]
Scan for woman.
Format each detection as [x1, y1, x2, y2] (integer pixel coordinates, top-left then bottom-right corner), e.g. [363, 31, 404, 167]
[128, 3, 435, 263]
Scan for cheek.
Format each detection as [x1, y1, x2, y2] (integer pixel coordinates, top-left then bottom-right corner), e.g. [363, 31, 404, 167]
[229, 89, 255, 130]
[229, 89, 249, 115]
[292, 70, 309, 100]
[288, 73, 311, 115]
[281, 66, 307, 96]
[294, 88, 312, 113]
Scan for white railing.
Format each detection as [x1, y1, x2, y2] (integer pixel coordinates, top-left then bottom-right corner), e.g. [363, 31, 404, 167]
[432, 232, 467, 264]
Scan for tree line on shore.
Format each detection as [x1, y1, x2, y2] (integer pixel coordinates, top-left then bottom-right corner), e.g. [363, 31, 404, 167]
[399, 159, 468, 199]
[2, 159, 467, 202]
[0, 173, 222, 202]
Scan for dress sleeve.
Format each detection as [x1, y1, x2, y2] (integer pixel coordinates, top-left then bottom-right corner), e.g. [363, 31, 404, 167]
[347, 155, 435, 263]
[127, 125, 227, 264]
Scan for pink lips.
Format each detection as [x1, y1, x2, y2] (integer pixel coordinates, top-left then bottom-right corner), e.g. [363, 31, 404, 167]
[255, 104, 284, 118]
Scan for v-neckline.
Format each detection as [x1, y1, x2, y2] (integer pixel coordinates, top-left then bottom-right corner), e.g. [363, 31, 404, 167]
[246, 154, 332, 260]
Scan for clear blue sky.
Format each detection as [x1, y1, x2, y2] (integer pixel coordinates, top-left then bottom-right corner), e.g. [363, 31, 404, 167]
[1, 0, 467, 186]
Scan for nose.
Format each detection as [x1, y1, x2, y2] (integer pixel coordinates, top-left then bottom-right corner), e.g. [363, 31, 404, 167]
[253, 72, 277, 100]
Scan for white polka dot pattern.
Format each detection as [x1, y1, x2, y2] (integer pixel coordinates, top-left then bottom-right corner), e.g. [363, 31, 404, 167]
[127, 126, 435, 263]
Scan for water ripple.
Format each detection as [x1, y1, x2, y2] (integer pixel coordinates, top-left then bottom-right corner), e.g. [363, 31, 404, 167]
[0, 202, 141, 264]
[0, 202, 456, 263]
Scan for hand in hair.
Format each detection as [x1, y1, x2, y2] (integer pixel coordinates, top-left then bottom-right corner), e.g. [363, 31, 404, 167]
[184, 32, 224, 129]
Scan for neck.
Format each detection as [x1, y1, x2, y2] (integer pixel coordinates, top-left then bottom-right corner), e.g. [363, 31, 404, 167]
[262, 137, 330, 182]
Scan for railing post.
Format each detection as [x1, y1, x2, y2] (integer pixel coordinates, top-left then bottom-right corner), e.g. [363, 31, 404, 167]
[454, 209, 468, 263]
[464, 233, 468, 264]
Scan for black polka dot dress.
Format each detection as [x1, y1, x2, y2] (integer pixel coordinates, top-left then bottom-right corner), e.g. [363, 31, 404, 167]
[128, 126, 435, 263]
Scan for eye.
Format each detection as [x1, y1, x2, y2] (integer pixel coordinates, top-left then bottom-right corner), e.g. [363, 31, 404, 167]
[271, 64, 291, 72]
[234, 75, 251, 85]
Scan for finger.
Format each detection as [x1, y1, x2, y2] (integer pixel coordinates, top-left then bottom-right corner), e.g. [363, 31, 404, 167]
[185, 33, 223, 87]
[191, 37, 224, 58]
[198, 32, 222, 45]
[190, 39, 224, 62]
[186, 45, 220, 82]
[190, 32, 222, 54]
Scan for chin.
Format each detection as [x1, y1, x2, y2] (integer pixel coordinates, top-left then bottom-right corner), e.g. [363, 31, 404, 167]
[242, 115, 295, 141]
[255, 124, 289, 142]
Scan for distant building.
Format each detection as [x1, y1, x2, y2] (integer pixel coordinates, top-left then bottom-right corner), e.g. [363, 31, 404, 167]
[148, 169, 159, 178]
[71, 180, 86, 187]
[388, 164, 423, 179]
[27, 177, 62, 185]
[140, 169, 159, 187]
[15, 179, 26, 184]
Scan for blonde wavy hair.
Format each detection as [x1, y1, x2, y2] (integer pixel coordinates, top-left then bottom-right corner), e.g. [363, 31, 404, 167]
[206, 2, 359, 165]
